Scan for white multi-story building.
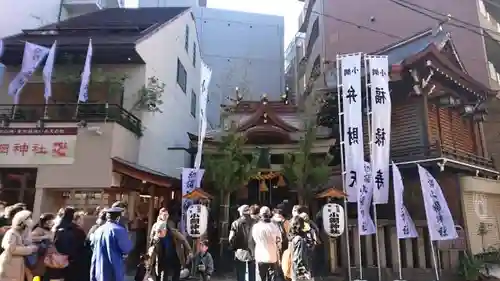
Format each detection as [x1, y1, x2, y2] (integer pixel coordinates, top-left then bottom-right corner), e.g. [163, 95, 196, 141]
[0, 7, 201, 216]
[139, 0, 285, 129]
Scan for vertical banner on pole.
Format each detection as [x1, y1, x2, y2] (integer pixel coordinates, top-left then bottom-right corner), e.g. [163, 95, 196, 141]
[358, 162, 376, 235]
[340, 53, 364, 203]
[366, 55, 391, 204]
[417, 164, 458, 281]
[393, 163, 418, 239]
[194, 61, 212, 170]
[338, 53, 363, 281]
[181, 168, 204, 234]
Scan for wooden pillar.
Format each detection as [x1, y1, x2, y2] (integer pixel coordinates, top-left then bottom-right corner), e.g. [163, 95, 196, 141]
[328, 238, 338, 273]
[353, 226, 361, 267]
[365, 235, 374, 266]
[377, 226, 387, 268]
[416, 228, 426, 268]
[404, 239, 414, 268]
[390, 226, 401, 270]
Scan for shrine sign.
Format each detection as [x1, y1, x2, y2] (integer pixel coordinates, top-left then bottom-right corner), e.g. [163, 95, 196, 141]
[0, 127, 77, 165]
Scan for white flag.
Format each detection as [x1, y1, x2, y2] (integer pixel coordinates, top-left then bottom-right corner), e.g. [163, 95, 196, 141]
[78, 39, 92, 102]
[339, 53, 364, 202]
[0, 40, 4, 59]
[180, 168, 205, 233]
[194, 61, 212, 170]
[417, 164, 458, 241]
[367, 55, 391, 204]
[392, 162, 418, 239]
[358, 161, 376, 235]
[8, 42, 50, 103]
[43, 41, 57, 103]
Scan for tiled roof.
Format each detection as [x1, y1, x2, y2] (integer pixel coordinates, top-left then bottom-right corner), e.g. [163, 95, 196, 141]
[3, 7, 189, 47]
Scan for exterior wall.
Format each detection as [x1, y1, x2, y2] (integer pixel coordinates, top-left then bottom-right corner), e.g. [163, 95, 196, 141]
[0, 0, 122, 39]
[193, 8, 284, 128]
[302, 0, 489, 86]
[460, 176, 500, 254]
[135, 11, 200, 178]
[0, 0, 68, 39]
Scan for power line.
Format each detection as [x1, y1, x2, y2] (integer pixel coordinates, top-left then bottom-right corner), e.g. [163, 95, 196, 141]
[309, 10, 402, 39]
[390, 0, 500, 38]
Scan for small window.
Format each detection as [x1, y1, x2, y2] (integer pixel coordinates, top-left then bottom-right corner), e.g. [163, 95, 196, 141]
[192, 42, 197, 66]
[184, 25, 189, 52]
[191, 90, 197, 117]
[177, 59, 187, 93]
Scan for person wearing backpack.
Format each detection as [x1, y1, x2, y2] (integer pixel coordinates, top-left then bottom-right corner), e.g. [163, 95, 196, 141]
[228, 205, 256, 281]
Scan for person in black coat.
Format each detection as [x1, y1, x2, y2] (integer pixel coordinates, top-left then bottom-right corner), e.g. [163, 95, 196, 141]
[45, 206, 90, 281]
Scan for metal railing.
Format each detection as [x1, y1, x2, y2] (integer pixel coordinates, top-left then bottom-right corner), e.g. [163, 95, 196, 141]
[0, 103, 143, 137]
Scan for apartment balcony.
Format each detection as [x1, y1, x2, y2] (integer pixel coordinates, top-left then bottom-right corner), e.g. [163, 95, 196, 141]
[63, 0, 123, 15]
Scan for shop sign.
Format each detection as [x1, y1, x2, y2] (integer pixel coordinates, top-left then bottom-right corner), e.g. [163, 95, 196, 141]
[0, 127, 77, 165]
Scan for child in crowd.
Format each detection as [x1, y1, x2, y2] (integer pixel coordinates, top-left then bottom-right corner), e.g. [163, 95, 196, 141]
[194, 240, 214, 281]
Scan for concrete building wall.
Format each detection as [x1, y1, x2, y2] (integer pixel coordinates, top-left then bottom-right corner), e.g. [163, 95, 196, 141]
[135, 10, 200, 178]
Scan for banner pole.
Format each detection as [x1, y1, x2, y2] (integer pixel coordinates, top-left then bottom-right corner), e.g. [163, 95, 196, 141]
[396, 236, 403, 280]
[336, 54, 352, 281]
[364, 55, 382, 281]
[430, 240, 440, 281]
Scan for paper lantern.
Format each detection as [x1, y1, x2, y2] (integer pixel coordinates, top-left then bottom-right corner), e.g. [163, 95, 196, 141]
[322, 203, 345, 237]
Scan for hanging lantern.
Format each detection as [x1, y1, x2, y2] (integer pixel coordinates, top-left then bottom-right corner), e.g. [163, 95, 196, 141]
[277, 174, 286, 187]
[259, 180, 268, 192]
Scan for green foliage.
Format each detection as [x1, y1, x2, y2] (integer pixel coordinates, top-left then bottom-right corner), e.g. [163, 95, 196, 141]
[458, 253, 486, 281]
[281, 120, 333, 201]
[204, 130, 259, 193]
[132, 76, 165, 113]
[317, 93, 340, 138]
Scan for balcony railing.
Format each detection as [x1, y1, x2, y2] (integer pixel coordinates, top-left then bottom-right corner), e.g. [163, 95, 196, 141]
[391, 141, 496, 171]
[0, 103, 143, 137]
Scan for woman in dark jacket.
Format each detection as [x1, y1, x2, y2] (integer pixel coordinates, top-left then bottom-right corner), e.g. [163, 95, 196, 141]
[46, 206, 90, 281]
[289, 216, 312, 281]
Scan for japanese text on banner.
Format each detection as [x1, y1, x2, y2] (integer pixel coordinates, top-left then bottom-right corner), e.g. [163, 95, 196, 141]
[392, 162, 418, 239]
[358, 162, 376, 235]
[367, 56, 391, 204]
[180, 168, 204, 233]
[417, 164, 458, 241]
[340, 53, 364, 202]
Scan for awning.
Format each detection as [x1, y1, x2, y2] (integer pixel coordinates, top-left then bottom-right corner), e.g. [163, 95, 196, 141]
[182, 188, 214, 200]
[112, 157, 176, 188]
[316, 187, 347, 198]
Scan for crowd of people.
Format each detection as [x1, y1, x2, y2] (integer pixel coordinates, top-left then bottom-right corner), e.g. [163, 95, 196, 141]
[0, 201, 214, 281]
[228, 204, 320, 281]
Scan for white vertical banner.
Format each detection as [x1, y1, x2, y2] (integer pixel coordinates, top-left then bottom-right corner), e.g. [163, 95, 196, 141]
[194, 61, 212, 170]
[180, 167, 204, 234]
[358, 161, 376, 235]
[0, 40, 4, 58]
[392, 162, 418, 239]
[78, 39, 92, 103]
[8, 42, 50, 103]
[417, 164, 458, 240]
[340, 53, 364, 202]
[367, 55, 391, 204]
[43, 41, 57, 103]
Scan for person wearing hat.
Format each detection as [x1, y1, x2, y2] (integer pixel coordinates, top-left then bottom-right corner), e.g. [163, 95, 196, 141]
[0, 210, 38, 281]
[228, 204, 256, 281]
[252, 206, 281, 281]
[90, 206, 133, 281]
[111, 201, 130, 231]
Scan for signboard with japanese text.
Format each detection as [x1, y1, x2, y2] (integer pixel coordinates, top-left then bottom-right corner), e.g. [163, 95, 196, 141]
[0, 127, 77, 165]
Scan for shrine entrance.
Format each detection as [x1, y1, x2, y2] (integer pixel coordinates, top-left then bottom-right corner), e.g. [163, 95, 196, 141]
[246, 171, 292, 207]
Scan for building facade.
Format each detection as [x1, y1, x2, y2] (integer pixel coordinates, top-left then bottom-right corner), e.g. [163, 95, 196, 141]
[0, 8, 200, 220]
[0, 0, 124, 39]
[139, 0, 285, 128]
[294, 0, 500, 168]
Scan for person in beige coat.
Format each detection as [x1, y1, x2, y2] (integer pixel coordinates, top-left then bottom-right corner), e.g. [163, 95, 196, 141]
[0, 210, 38, 281]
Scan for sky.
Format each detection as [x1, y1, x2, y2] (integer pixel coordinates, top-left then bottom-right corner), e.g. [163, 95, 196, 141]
[125, 0, 304, 46]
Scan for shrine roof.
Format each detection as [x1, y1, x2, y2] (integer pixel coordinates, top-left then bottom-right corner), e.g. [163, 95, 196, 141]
[222, 100, 298, 114]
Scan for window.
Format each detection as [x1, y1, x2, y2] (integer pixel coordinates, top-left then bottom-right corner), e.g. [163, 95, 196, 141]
[193, 42, 197, 66]
[184, 25, 189, 52]
[177, 59, 187, 93]
[190, 90, 197, 117]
